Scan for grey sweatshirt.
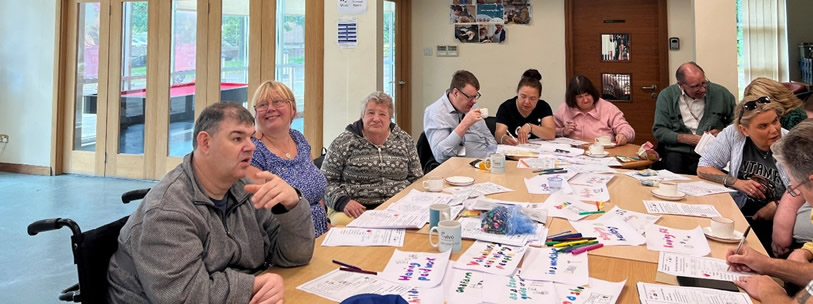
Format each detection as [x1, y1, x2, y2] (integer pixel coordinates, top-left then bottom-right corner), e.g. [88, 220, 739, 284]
[107, 153, 314, 303]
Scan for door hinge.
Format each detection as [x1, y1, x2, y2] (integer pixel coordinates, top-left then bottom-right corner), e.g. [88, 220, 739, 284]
[104, 152, 108, 164]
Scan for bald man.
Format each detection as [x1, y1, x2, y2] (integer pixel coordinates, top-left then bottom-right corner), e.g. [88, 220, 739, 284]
[652, 62, 736, 175]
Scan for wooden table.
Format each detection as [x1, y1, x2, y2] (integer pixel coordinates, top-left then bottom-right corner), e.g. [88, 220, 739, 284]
[272, 157, 764, 303]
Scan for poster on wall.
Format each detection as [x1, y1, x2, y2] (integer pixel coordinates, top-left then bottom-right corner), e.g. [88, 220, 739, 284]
[338, 17, 358, 48]
[338, 0, 367, 15]
[450, 0, 529, 44]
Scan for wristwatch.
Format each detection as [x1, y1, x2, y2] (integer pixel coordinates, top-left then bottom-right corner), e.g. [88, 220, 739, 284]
[806, 280, 813, 296]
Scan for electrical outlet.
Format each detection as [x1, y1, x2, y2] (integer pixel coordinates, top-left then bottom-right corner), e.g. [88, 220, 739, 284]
[0, 134, 8, 144]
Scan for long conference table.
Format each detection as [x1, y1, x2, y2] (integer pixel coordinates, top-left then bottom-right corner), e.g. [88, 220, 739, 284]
[272, 157, 766, 303]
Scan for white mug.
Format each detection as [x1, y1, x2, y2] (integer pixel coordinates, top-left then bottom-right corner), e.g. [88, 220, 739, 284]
[659, 182, 678, 196]
[484, 153, 506, 174]
[710, 217, 735, 238]
[589, 143, 605, 155]
[596, 136, 613, 145]
[479, 108, 489, 118]
[429, 220, 462, 253]
[422, 176, 444, 192]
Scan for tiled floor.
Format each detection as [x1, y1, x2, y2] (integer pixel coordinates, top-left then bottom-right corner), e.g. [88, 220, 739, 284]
[0, 172, 156, 303]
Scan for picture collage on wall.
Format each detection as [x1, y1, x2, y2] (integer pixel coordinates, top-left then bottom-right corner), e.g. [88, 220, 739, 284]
[450, 0, 531, 44]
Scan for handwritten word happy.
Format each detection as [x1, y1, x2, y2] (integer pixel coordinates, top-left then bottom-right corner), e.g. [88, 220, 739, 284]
[398, 257, 436, 281]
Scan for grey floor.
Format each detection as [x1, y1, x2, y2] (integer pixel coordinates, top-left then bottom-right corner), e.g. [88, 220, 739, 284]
[0, 172, 156, 304]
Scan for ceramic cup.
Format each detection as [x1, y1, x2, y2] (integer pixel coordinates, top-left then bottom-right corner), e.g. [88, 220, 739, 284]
[710, 217, 735, 238]
[429, 204, 451, 230]
[429, 220, 462, 253]
[484, 153, 506, 174]
[596, 136, 613, 145]
[659, 182, 678, 196]
[589, 143, 605, 155]
[479, 108, 489, 118]
[422, 176, 444, 192]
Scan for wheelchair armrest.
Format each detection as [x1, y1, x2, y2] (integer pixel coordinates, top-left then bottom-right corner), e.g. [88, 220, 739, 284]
[27, 218, 81, 237]
[121, 188, 150, 204]
[58, 283, 80, 302]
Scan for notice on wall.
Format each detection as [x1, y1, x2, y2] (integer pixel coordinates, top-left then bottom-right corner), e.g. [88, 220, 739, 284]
[338, 17, 358, 48]
[338, 0, 367, 15]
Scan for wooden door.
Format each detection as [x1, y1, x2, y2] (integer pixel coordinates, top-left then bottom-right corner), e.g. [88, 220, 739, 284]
[566, 0, 668, 145]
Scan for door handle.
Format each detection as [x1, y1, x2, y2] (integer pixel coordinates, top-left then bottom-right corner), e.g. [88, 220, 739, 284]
[398, 80, 406, 85]
[642, 85, 657, 91]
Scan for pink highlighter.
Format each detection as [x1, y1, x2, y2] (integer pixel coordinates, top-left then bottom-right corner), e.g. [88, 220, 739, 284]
[571, 243, 604, 255]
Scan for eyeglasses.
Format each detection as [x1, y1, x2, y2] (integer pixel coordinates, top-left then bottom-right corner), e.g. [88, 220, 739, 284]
[737, 96, 771, 124]
[787, 179, 811, 197]
[254, 99, 290, 112]
[457, 89, 481, 101]
[684, 79, 710, 90]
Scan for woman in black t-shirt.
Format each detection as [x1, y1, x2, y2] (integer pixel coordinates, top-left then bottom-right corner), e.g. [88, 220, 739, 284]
[495, 69, 555, 145]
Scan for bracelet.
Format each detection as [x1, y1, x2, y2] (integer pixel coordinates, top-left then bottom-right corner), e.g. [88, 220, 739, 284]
[500, 135, 508, 144]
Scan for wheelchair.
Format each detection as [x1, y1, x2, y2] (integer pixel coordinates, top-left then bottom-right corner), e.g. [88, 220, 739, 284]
[27, 188, 150, 303]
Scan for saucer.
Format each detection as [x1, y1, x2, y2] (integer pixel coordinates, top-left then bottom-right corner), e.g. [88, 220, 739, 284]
[703, 227, 744, 243]
[598, 142, 617, 148]
[586, 151, 610, 158]
[446, 176, 475, 186]
[651, 189, 686, 201]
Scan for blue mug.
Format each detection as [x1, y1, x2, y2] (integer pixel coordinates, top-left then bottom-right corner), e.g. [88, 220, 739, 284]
[429, 204, 451, 230]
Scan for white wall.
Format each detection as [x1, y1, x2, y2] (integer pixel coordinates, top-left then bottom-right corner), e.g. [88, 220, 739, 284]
[786, 0, 813, 82]
[693, 0, 738, 95]
[0, 1, 57, 167]
[667, 0, 695, 84]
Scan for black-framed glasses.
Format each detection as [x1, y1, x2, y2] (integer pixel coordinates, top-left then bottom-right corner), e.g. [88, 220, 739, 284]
[457, 88, 481, 101]
[742, 96, 771, 111]
[787, 179, 811, 197]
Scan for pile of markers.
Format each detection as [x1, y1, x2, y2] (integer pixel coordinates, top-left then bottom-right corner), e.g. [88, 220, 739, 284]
[578, 201, 606, 216]
[545, 231, 603, 255]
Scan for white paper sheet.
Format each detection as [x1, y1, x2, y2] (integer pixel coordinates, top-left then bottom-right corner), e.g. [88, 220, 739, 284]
[658, 252, 751, 282]
[484, 270, 559, 303]
[541, 191, 596, 221]
[694, 132, 717, 155]
[645, 224, 711, 257]
[321, 227, 405, 247]
[571, 184, 611, 202]
[445, 268, 492, 304]
[547, 137, 590, 146]
[347, 210, 427, 229]
[524, 172, 576, 195]
[624, 170, 691, 183]
[516, 157, 556, 169]
[567, 164, 620, 174]
[643, 200, 722, 218]
[498, 144, 540, 158]
[554, 278, 626, 304]
[636, 282, 753, 304]
[569, 218, 647, 246]
[380, 249, 451, 288]
[402, 264, 454, 304]
[453, 241, 528, 276]
[458, 217, 538, 246]
[296, 269, 411, 302]
[386, 189, 454, 215]
[677, 181, 737, 196]
[519, 247, 590, 285]
[443, 182, 514, 197]
[597, 206, 661, 234]
[570, 173, 616, 186]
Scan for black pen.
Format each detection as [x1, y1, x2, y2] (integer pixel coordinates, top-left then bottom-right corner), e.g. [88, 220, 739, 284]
[339, 267, 378, 276]
[727, 226, 752, 271]
[332, 259, 361, 270]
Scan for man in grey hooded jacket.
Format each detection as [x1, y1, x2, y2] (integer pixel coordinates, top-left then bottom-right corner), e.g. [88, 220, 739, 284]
[107, 102, 314, 303]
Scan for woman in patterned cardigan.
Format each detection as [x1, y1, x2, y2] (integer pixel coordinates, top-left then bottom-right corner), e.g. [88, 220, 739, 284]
[321, 92, 424, 225]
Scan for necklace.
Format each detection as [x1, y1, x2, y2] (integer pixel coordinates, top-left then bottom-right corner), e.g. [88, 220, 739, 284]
[757, 148, 771, 160]
[263, 134, 293, 160]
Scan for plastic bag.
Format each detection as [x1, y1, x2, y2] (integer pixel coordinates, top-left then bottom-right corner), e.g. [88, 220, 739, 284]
[480, 205, 536, 235]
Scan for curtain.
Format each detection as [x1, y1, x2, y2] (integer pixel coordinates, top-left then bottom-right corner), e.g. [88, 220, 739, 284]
[741, 0, 789, 82]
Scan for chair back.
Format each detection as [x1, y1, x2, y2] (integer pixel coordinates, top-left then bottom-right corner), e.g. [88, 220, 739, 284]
[485, 116, 497, 137]
[416, 132, 440, 174]
[72, 216, 129, 304]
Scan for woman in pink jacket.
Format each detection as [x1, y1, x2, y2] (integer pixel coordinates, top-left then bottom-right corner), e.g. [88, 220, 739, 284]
[553, 75, 635, 145]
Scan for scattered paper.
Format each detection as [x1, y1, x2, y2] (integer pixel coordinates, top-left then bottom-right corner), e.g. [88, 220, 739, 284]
[484, 271, 559, 303]
[402, 263, 454, 304]
[571, 184, 611, 202]
[658, 252, 751, 282]
[454, 241, 528, 276]
[694, 132, 717, 155]
[547, 137, 590, 146]
[624, 170, 691, 182]
[570, 173, 616, 186]
[677, 181, 737, 196]
[387, 189, 454, 214]
[321, 227, 405, 247]
[569, 218, 646, 246]
[347, 210, 427, 229]
[645, 224, 710, 257]
[567, 164, 619, 174]
[597, 206, 661, 234]
[554, 278, 626, 304]
[520, 247, 589, 285]
[516, 157, 556, 169]
[636, 282, 754, 304]
[498, 144, 540, 158]
[443, 182, 514, 197]
[445, 268, 492, 304]
[297, 269, 410, 302]
[541, 191, 596, 221]
[524, 173, 576, 195]
[643, 200, 722, 218]
[380, 250, 450, 288]
[459, 217, 538, 246]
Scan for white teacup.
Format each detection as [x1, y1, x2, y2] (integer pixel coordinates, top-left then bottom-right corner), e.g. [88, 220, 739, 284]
[479, 108, 489, 118]
[596, 136, 613, 145]
[658, 182, 678, 196]
[589, 143, 605, 155]
[710, 217, 735, 238]
[422, 176, 444, 192]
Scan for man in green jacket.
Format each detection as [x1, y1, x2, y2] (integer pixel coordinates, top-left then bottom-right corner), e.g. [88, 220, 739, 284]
[652, 62, 736, 174]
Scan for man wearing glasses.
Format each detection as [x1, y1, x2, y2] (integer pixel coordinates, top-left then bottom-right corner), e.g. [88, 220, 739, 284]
[424, 70, 497, 163]
[727, 119, 813, 303]
[652, 62, 736, 174]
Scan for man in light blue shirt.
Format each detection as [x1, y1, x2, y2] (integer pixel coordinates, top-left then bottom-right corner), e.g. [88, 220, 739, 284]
[423, 70, 497, 163]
